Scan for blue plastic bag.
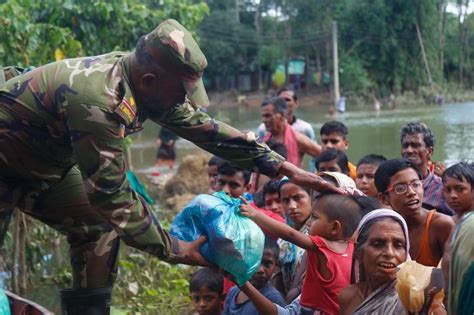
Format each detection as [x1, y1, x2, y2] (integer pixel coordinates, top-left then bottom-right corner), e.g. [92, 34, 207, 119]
[171, 191, 264, 285]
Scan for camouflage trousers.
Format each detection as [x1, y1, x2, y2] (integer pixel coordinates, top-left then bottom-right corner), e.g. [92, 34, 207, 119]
[0, 165, 120, 289]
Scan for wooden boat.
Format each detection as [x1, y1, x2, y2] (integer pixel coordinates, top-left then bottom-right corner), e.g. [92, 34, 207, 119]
[5, 291, 53, 315]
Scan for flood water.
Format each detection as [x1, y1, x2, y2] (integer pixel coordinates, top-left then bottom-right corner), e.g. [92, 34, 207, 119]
[130, 101, 474, 173]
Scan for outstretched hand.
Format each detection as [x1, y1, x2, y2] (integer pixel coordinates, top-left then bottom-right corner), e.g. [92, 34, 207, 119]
[279, 161, 345, 194]
[239, 197, 258, 219]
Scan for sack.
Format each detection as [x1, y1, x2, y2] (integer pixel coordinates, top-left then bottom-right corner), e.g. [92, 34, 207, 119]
[171, 191, 264, 285]
[396, 261, 445, 314]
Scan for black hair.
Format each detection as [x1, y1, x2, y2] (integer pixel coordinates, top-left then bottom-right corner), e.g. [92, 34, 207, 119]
[277, 87, 298, 102]
[353, 195, 382, 217]
[261, 97, 288, 117]
[189, 267, 223, 294]
[374, 159, 422, 194]
[357, 154, 387, 168]
[208, 156, 224, 167]
[315, 193, 363, 238]
[266, 139, 288, 159]
[263, 179, 280, 197]
[400, 122, 435, 148]
[217, 161, 251, 185]
[278, 180, 311, 197]
[442, 162, 474, 186]
[315, 149, 350, 175]
[320, 120, 348, 138]
[264, 236, 280, 260]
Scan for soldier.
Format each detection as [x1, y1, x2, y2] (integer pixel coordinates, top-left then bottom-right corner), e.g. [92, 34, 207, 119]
[0, 19, 338, 313]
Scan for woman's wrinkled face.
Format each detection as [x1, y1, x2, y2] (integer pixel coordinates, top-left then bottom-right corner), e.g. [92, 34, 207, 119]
[361, 218, 407, 288]
[280, 183, 312, 228]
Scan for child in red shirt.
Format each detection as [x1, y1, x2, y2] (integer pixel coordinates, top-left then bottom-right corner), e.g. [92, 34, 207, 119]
[240, 192, 364, 315]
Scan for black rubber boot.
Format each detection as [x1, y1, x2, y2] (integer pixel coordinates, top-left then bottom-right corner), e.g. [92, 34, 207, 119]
[60, 286, 112, 315]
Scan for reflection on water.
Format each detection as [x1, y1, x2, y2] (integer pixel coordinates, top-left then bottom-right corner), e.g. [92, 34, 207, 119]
[130, 101, 474, 172]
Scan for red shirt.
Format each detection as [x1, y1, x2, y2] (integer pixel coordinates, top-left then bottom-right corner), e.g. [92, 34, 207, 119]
[300, 235, 354, 314]
[251, 202, 285, 240]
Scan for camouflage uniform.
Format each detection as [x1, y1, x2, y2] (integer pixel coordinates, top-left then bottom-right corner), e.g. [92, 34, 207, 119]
[0, 20, 284, 288]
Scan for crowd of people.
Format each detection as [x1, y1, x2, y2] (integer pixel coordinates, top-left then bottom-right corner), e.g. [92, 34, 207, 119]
[0, 17, 472, 314]
[185, 88, 473, 315]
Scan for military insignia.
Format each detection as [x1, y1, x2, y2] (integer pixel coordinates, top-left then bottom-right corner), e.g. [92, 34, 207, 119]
[115, 96, 137, 126]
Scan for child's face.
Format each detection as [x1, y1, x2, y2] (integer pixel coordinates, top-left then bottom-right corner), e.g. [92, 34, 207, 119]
[443, 176, 473, 216]
[356, 163, 379, 197]
[318, 158, 343, 173]
[264, 192, 284, 217]
[190, 285, 224, 315]
[280, 183, 312, 228]
[215, 172, 248, 198]
[309, 204, 332, 238]
[207, 165, 219, 190]
[321, 132, 348, 151]
[250, 249, 277, 290]
[382, 168, 424, 219]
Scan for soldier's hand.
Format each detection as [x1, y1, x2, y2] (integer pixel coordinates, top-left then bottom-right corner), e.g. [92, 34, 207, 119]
[278, 161, 345, 194]
[175, 236, 213, 267]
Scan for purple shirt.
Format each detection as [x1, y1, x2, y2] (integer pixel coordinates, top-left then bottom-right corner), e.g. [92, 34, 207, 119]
[423, 171, 453, 215]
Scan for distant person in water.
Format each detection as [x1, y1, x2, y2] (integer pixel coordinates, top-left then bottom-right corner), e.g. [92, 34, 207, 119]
[156, 127, 178, 169]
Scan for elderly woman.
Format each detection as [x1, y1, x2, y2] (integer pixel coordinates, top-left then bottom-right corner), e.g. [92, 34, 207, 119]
[338, 209, 409, 314]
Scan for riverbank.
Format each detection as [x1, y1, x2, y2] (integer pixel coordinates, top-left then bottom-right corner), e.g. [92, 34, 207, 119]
[207, 86, 474, 110]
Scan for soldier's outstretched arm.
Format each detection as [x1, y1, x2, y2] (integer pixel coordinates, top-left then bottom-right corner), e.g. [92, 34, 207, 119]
[155, 101, 342, 194]
[66, 103, 208, 265]
[156, 100, 285, 178]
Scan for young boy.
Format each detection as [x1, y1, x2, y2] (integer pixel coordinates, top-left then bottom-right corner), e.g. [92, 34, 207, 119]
[442, 162, 474, 222]
[315, 149, 350, 175]
[215, 161, 252, 199]
[190, 268, 226, 315]
[355, 154, 387, 198]
[222, 237, 286, 315]
[319, 121, 356, 179]
[262, 179, 284, 218]
[374, 158, 454, 267]
[207, 156, 224, 193]
[240, 192, 363, 314]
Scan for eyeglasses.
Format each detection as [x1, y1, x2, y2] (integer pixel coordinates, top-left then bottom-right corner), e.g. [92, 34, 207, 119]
[385, 180, 423, 195]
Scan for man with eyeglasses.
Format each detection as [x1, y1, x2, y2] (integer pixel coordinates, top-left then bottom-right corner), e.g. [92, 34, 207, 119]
[400, 122, 452, 215]
[374, 159, 454, 267]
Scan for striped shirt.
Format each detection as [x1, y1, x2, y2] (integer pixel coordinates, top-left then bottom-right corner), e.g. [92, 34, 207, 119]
[423, 171, 453, 215]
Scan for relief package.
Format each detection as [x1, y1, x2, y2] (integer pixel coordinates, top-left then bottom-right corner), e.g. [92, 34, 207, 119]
[396, 260, 445, 315]
[171, 191, 264, 285]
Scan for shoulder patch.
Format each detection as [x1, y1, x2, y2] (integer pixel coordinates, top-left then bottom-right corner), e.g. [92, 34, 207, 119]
[114, 96, 136, 126]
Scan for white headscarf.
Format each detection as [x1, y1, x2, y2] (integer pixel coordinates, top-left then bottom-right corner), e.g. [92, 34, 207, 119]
[352, 208, 411, 283]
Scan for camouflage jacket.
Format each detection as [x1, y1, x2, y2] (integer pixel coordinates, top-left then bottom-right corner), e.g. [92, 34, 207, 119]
[0, 52, 284, 255]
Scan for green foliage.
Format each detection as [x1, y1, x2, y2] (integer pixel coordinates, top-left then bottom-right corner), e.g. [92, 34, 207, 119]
[113, 249, 195, 314]
[0, 0, 209, 66]
[339, 56, 373, 93]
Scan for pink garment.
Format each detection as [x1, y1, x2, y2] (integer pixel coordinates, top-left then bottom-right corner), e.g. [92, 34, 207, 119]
[263, 125, 300, 166]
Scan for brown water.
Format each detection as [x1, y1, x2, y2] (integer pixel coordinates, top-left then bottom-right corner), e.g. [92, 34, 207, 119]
[130, 101, 474, 173]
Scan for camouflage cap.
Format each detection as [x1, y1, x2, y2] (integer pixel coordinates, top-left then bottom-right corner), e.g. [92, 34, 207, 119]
[145, 19, 209, 108]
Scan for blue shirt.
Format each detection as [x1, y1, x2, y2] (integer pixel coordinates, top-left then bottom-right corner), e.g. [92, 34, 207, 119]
[223, 283, 286, 315]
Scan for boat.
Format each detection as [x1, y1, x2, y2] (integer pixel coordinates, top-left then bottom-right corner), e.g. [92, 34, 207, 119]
[5, 291, 53, 315]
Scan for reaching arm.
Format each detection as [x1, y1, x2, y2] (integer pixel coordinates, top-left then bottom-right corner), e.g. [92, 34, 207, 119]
[278, 161, 344, 194]
[239, 282, 279, 315]
[240, 201, 315, 251]
[296, 131, 322, 157]
[155, 101, 285, 177]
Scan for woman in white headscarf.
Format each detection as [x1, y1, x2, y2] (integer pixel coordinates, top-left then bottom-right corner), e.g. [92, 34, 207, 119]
[339, 209, 410, 315]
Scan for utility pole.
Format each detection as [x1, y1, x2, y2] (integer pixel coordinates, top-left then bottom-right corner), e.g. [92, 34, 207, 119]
[332, 21, 340, 106]
[415, 21, 433, 86]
